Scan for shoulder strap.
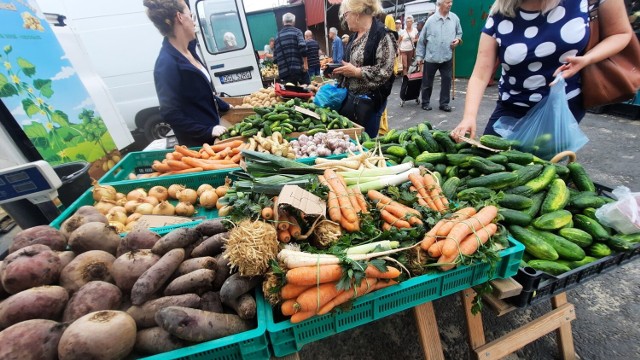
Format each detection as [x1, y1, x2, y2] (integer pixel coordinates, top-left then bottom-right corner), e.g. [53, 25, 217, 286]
[587, 0, 599, 21]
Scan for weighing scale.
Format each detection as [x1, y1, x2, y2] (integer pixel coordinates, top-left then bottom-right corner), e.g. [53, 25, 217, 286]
[0, 160, 63, 225]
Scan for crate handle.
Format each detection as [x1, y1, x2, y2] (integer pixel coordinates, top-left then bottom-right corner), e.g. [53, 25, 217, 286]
[549, 151, 576, 164]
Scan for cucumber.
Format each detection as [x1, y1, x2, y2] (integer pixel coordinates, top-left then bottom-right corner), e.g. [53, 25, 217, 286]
[432, 131, 456, 153]
[362, 140, 376, 150]
[497, 193, 533, 210]
[446, 154, 473, 167]
[469, 157, 506, 174]
[486, 154, 509, 165]
[412, 135, 430, 152]
[524, 165, 557, 193]
[441, 177, 461, 200]
[606, 236, 633, 252]
[532, 210, 573, 230]
[506, 185, 536, 198]
[445, 166, 459, 178]
[498, 208, 533, 226]
[523, 192, 547, 218]
[420, 127, 440, 152]
[479, 134, 511, 150]
[502, 150, 534, 165]
[611, 233, 640, 244]
[457, 187, 496, 201]
[415, 152, 447, 164]
[567, 162, 596, 192]
[527, 259, 571, 275]
[405, 142, 421, 159]
[558, 228, 593, 248]
[569, 195, 606, 210]
[513, 164, 544, 186]
[566, 256, 598, 269]
[583, 207, 597, 219]
[573, 214, 610, 242]
[506, 162, 525, 171]
[386, 146, 407, 159]
[588, 243, 612, 258]
[434, 163, 447, 176]
[465, 172, 519, 190]
[528, 228, 586, 261]
[541, 179, 570, 214]
[508, 225, 559, 260]
[553, 163, 570, 179]
[458, 147, 495, 157]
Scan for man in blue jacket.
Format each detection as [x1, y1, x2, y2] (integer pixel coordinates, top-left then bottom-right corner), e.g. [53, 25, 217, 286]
[274, 13, 308, 84]
[329, 27, 343, 63]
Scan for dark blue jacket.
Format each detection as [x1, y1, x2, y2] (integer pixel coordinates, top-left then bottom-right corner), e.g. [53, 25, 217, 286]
[153, 38, 229, 146]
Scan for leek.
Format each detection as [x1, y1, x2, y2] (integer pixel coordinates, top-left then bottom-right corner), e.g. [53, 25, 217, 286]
[349, 168, 420, 193]
[345, 240, 400, 255]
[340, 162, 413, 178]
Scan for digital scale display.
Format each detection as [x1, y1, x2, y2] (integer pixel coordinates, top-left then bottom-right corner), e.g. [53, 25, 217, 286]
[0, 166, 51, 202]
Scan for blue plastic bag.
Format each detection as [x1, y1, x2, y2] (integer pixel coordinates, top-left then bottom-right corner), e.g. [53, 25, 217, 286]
[493, 75, 589, 160]
[313, 83, 347, 110]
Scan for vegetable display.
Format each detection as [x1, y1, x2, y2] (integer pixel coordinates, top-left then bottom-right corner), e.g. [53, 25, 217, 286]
[291, 131, 357, 158]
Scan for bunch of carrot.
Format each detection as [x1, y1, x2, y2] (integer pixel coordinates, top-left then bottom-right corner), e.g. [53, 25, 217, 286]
[319, 169, 368, 233]
[408, 173, 449, 213]
[144, 141, 245, 177]
[366, 190, 423, 230]
[420, 205, 499, 271]
[280, 264, 400, 323]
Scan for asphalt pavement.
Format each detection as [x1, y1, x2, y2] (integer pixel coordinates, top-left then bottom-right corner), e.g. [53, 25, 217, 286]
[295, 76, 640, 360]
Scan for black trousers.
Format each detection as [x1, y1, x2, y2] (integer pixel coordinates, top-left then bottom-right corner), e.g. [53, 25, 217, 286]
[421, 59, 453, 107]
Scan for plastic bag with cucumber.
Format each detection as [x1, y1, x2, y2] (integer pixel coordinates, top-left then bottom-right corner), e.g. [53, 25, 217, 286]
[492, 75, 588, 160]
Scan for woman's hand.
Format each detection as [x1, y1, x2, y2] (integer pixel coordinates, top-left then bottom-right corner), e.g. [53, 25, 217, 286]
[450, 118, 477, 142]
[211, 125, 227, 137]
[332, 61, 360, 78]
[552, 55, 590, 81]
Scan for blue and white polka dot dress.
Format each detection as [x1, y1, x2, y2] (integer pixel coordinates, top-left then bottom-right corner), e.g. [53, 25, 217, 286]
[483, 0, 602, 108]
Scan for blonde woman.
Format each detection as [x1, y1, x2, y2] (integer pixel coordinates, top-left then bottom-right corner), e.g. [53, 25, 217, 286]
[452, 0, 633, 140]
[398, 15, 418, 76]
[333, 0, 398, 137]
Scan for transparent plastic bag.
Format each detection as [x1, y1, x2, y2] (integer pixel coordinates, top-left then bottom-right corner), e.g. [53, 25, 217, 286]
[493, 75, 589, 160]
[313, 83, 347, 111]
[595, 186, 640, 234]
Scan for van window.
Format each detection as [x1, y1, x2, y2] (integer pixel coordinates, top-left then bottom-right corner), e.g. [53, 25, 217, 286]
[196, 0, 246, 54]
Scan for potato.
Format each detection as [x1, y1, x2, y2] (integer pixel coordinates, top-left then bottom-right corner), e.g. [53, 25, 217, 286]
[126, 293, 200, 328]
[155, 306, 252, 342]
[56, 251, 76, 269]
[195, 218, 226, 236]
[226, 293, 256, 320]
[59, 250, 115, 294]
[62, 281, 122, 322]
[151, 227, 201, 255]
[68, 222, 120, 255]
[213, 255, 231, 291]
[0, 319, 66, 360]
[191, 232, 228, 257]
[130, 248, 185, 305]
[117, 228, 161, 257]
[112, 250, 160, 292]
[60, 206, 107, 239]
[219, 273, 261, 305]
[0, 286, 68, 329]
[135, 327, 190, 355]
[58, 311, 136, 360]
[9, 225, 67, 253]
[200, 291, 223, 313]
[164, 269, 215, 296]
[176, 256, 217, 276]
[0, 244, 62, 294]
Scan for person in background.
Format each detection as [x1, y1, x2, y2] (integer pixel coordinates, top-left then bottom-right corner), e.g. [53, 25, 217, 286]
[274, 13, 308, 84]
[416, 19, 425, 34]
[415, 0, 462, 112]
[222, 32, 238, 51]
[341, 34, 350, 54]
[263, 37, 275, 60]
[144, 0, 228, 147]
[333, 0, 397, 138]
[398, 15, 418, 76]
[451, 0, 633, 140]
[378, 14, 398, 136]
[329, 27, 344, 63]
[304, 30, 321, 80]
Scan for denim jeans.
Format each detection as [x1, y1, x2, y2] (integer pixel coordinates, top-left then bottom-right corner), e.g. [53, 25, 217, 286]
[363, 99, 387, 138]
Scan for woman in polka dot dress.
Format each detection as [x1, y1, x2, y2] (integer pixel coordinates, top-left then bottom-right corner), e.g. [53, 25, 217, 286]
[451, 0, 634, 140]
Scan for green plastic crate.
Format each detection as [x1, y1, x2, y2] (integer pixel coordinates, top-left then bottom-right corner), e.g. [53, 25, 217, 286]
[139, 289, 270, 360]
[265, 238, 524, 357]
[99, 148, 240, 184]
[50, 170, 233, 236]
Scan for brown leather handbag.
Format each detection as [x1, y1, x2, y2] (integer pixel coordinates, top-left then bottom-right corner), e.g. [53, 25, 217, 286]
[581, 0, 640, 108]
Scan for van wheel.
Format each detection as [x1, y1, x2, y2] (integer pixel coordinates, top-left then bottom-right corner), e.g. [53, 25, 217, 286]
[143, 114, 172, 142]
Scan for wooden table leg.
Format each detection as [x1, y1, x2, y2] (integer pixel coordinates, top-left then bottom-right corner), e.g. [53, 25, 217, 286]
[413, 302, 445, 360]
[461, 288, 486, 351]
[551, 293, 577, 360]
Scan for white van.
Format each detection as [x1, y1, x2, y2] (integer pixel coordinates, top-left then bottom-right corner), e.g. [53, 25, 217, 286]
[38, 0, 262, 142]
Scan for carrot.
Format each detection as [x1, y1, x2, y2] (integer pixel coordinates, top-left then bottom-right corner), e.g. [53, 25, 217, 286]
[286, 264, 344, 286]
[410, 185, 429, 206]
[202, 143, 216, 157]
[158, 167, 203, 176]
[319, 175, 342, 222]
[174, 145, 201, 158]
[441, 205, 499, 257]
[281, 283, 313, 300]
[382, 222, 392, 232]
[230, 147, 241, 155]
[346, 186, 362, 214]
[295, 282, 341, 312]
[423, 174, 447, 212]
[151, 160, 171, 173]
[211, 139, 243, 152]
[277, 209, 290, 231]
[372, 279, 398, 291]
[291, 311, 316, 323]
[230, 152, 242, 163]
[165, 152, 175, 161]
[421, 220, 445, 250]
[200, 163, 239, 171]
[277, 227, 291, 243]
[408, 173, 437, 211]
[428, 240, 446, 258]
[436, 207, 477, 237]
[380, 209, 411, 229]
[317, 278, 377, 315]
[281, 299, 297, 316]
[438, 223, 498, 271]
[375, 202, 423, 226]
[352, 186, 369, 213]
[340, 217, 360, 232]
[171, 151, 184, 160]
[324, 169, 357, 223]
[261, 207, 274, 220]
[167, 159, 192, 170]
[364, 265, 401, 279]
[288, 215, 302, 239]
[200, 152, 210, 159]
[366, 190, 421, 217]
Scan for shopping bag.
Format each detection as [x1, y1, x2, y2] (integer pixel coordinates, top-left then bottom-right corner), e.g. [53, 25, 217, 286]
[313, 83, 347, 110]
[493, 75, 589, 160]
[596, 186, 640, 234]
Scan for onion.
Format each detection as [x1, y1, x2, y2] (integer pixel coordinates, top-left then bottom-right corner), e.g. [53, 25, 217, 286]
[124, 199, 143, 214]
[175, 202, 196, 216]
[142, 196, 160, 207]
[152, 201, 175, 216]
[126, 213, 142, 224]
[125, 221, 139, 232]
[106, 210, 127, 224]
[177, 188, 198, 205]
[197, 184, 215, 197]
[127, 188, 147, 201]
[218, 205, 233, 217]
[135, 202, 154, 215]
[92, 184, 117, 202]
[109, 221, 126, 233]
[168, 184, 185, 199]
[148, 186, 168, 201]
[116, 192, 126, 201]
[108, 206, 126, 215]
[215, 177, 232, 197]
[199, 190, 219, 209]
[94, 200, 117, 215]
